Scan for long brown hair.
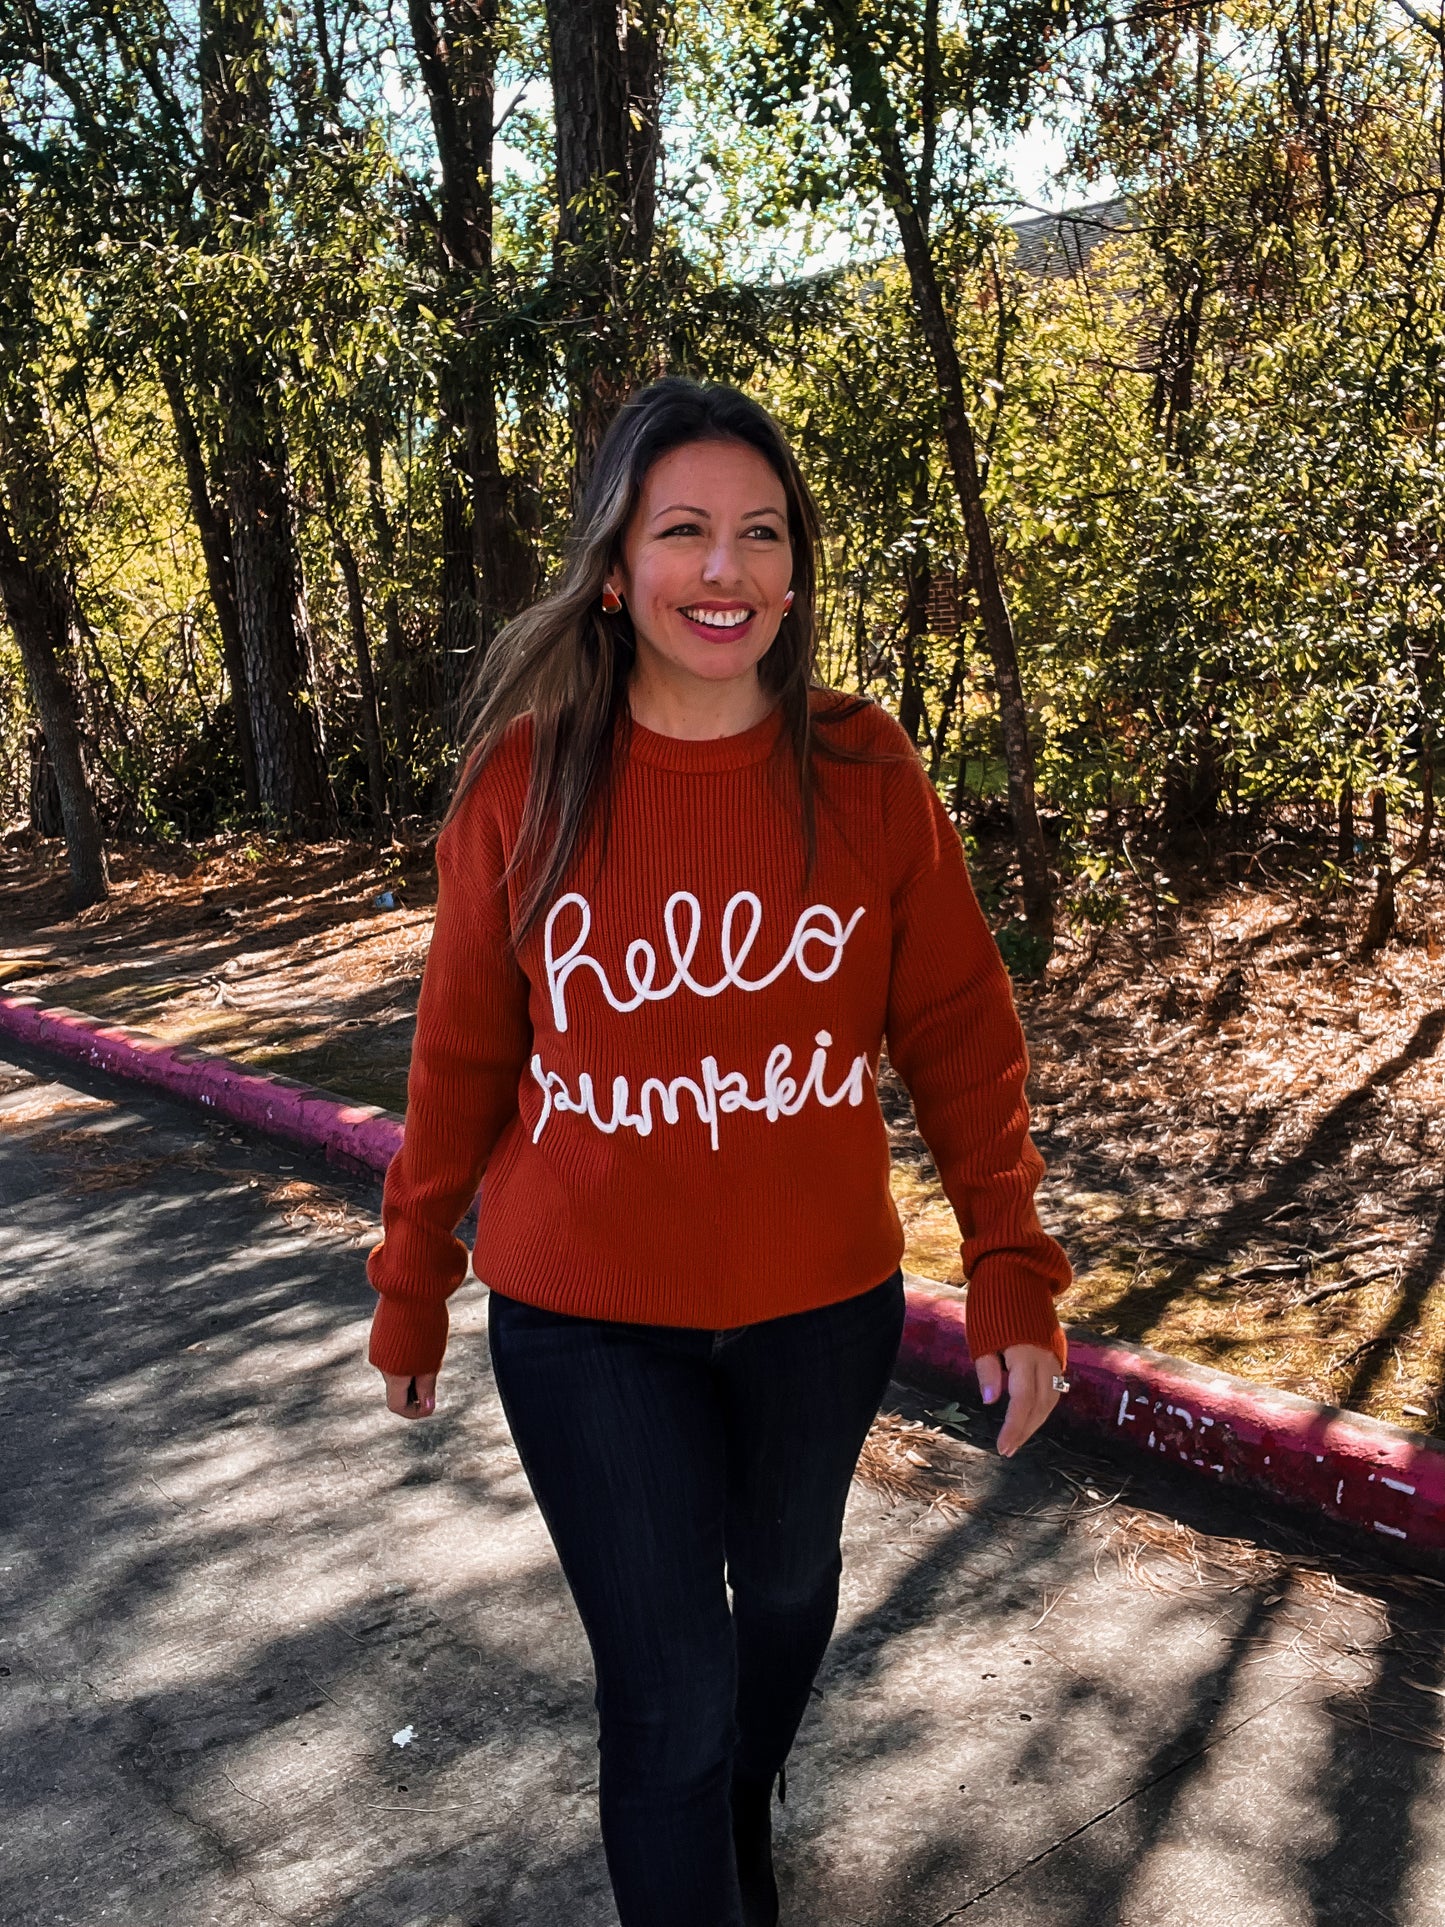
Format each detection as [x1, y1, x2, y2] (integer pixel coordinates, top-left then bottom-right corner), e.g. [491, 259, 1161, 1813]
[441, 376, 863, 937]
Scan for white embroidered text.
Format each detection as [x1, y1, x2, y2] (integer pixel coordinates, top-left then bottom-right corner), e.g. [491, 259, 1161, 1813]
[543, 890, 866, 1033]
[529, 1032, 871, 1152]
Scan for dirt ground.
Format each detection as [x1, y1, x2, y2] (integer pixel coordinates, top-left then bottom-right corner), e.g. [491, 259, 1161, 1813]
[3, 827, 1442, 1438]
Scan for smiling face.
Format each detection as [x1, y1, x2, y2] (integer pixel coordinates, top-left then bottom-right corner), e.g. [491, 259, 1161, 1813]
[613, 438, 794, 704]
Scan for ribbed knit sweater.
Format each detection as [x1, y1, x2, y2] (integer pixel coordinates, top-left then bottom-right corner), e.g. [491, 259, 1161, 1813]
[366, 694, 1071, 1376]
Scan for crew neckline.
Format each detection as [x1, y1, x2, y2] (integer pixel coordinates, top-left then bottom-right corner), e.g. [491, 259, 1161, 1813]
[624, 703, 784, 772]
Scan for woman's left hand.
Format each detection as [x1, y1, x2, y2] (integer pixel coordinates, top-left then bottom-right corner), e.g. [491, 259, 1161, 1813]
[974, 1344, 1062, 1457]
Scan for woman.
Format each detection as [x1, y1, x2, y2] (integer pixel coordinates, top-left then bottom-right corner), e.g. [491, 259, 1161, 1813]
[366, 377, 1071, 1927]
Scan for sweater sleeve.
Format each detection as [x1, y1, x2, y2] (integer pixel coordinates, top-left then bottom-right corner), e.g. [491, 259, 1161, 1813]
[882, 747, 1071, 1372]
[366, 787, 531, 1377]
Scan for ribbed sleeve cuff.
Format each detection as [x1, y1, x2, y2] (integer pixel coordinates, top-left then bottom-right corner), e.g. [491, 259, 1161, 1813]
[964, 1264, 1068, 1372]
[367, 1293, 451, 1377]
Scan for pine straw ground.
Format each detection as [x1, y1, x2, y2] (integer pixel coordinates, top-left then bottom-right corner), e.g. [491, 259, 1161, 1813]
[2, 828, 1443, 1438]
[888, 855, 1445, 1440]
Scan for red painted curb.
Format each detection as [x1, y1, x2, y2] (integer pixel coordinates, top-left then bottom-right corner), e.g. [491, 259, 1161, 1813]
[0, 993, 404, 1176]
[5, 990, 1444, 1574]
[900, 1277, 1445, 1576]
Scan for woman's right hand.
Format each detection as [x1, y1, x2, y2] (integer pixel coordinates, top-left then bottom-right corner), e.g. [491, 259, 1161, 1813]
[382, 1371, 439, 1420]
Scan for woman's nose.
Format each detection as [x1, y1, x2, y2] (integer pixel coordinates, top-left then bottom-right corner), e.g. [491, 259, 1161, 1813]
[701, 540, 745, 585]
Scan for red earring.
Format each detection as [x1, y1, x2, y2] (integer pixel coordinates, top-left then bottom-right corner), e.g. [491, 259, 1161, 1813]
[601, 584, 622, 614]
[782, 589, 795, 613]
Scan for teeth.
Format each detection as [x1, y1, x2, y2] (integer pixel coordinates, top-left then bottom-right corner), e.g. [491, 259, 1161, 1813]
[682, 606, 752, 628]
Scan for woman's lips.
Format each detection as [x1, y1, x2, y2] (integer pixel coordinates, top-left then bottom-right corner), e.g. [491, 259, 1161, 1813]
[677, 606, 758, 642]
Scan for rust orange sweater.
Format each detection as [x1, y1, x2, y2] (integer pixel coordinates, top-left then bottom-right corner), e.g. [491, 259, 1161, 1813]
[366, 695, 1070, 1376]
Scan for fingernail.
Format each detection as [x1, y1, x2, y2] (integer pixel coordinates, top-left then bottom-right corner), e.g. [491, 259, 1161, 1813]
[982, 1387, 996, 1405]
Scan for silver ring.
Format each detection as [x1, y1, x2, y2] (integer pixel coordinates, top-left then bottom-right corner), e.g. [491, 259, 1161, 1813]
[1051, 1375, 1070, 1394]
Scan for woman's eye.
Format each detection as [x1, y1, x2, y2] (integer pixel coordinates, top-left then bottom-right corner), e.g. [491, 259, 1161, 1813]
[745, 524, 781, 540]
[659, 522, 702, 538]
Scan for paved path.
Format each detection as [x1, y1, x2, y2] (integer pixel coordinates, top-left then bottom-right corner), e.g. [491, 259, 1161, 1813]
[2, 1041, 1443, 1927]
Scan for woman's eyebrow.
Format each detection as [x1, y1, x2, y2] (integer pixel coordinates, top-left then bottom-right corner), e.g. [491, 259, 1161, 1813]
[648, 502, 786, 521]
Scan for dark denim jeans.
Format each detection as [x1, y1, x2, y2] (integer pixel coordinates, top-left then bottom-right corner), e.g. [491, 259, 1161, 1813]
[487, 1270, 907, 1927]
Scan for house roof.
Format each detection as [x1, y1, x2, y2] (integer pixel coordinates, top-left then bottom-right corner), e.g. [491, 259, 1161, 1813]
[1005, 197, 1134, 276]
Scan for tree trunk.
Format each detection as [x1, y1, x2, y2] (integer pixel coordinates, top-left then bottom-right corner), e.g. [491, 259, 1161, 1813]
[1155, 263, 1207, 469]
[546, 0, 660, 258]
[820, 0, 1053, 939]
[223, 402, 335, 831]
[317, 449, 391, 834]
[160, 364, 260, 812]
[465, 381, 533, 650]
[1411, 754, 1435, 875]
[1402, 646, 1438, 879]
[1362, 788, 1395, 951]
[544, 0, 665, 476]
[200, 0, 336, 835]
[929, 638, 967, 779]
[852, 587, 870, 692]
[0, 504, 109, 905]
[1337, 777, 1354, 866]
[364, 422, 412, 815]
[337, 538, 391, 835]
[952, 742, 971, 820]
[409, 0, 535, 678]
[438, 459, 477, 739]
[624, 6, 663, 261]
[0, 196, 109, 905]
[28, 728, 64, 837]
[897, 517, 930, 744]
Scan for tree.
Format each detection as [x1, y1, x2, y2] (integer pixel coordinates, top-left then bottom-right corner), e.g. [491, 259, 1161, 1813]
[738, 0, 1064, 939]
[0, 0, 272, 819]
[199, 0, 336, 832]
[0, 188, 109, 904]
[544, 0, 666, 472]
[159, 365, 261, 812]
[1, 0, 1437, 934]
[408, 0, 537, 690]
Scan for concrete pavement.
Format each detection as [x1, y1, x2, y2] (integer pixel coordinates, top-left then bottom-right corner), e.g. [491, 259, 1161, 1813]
[2, 1040, 1443, 1927]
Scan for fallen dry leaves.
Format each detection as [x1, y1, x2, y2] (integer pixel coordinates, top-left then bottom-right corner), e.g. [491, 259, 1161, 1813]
[855, 1409, 970, 1517]
[4, 1102, 375, 1241]
[885, 857, 1445, 1436]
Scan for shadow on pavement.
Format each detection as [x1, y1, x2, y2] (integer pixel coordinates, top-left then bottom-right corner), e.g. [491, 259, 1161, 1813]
[2, 1038, 1443, 1927]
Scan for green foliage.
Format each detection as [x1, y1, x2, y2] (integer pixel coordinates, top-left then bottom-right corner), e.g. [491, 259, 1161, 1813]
[986, 0, 1445, 846]
[993, 918, 1053, 979]
[0, 0, 1441, 907]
